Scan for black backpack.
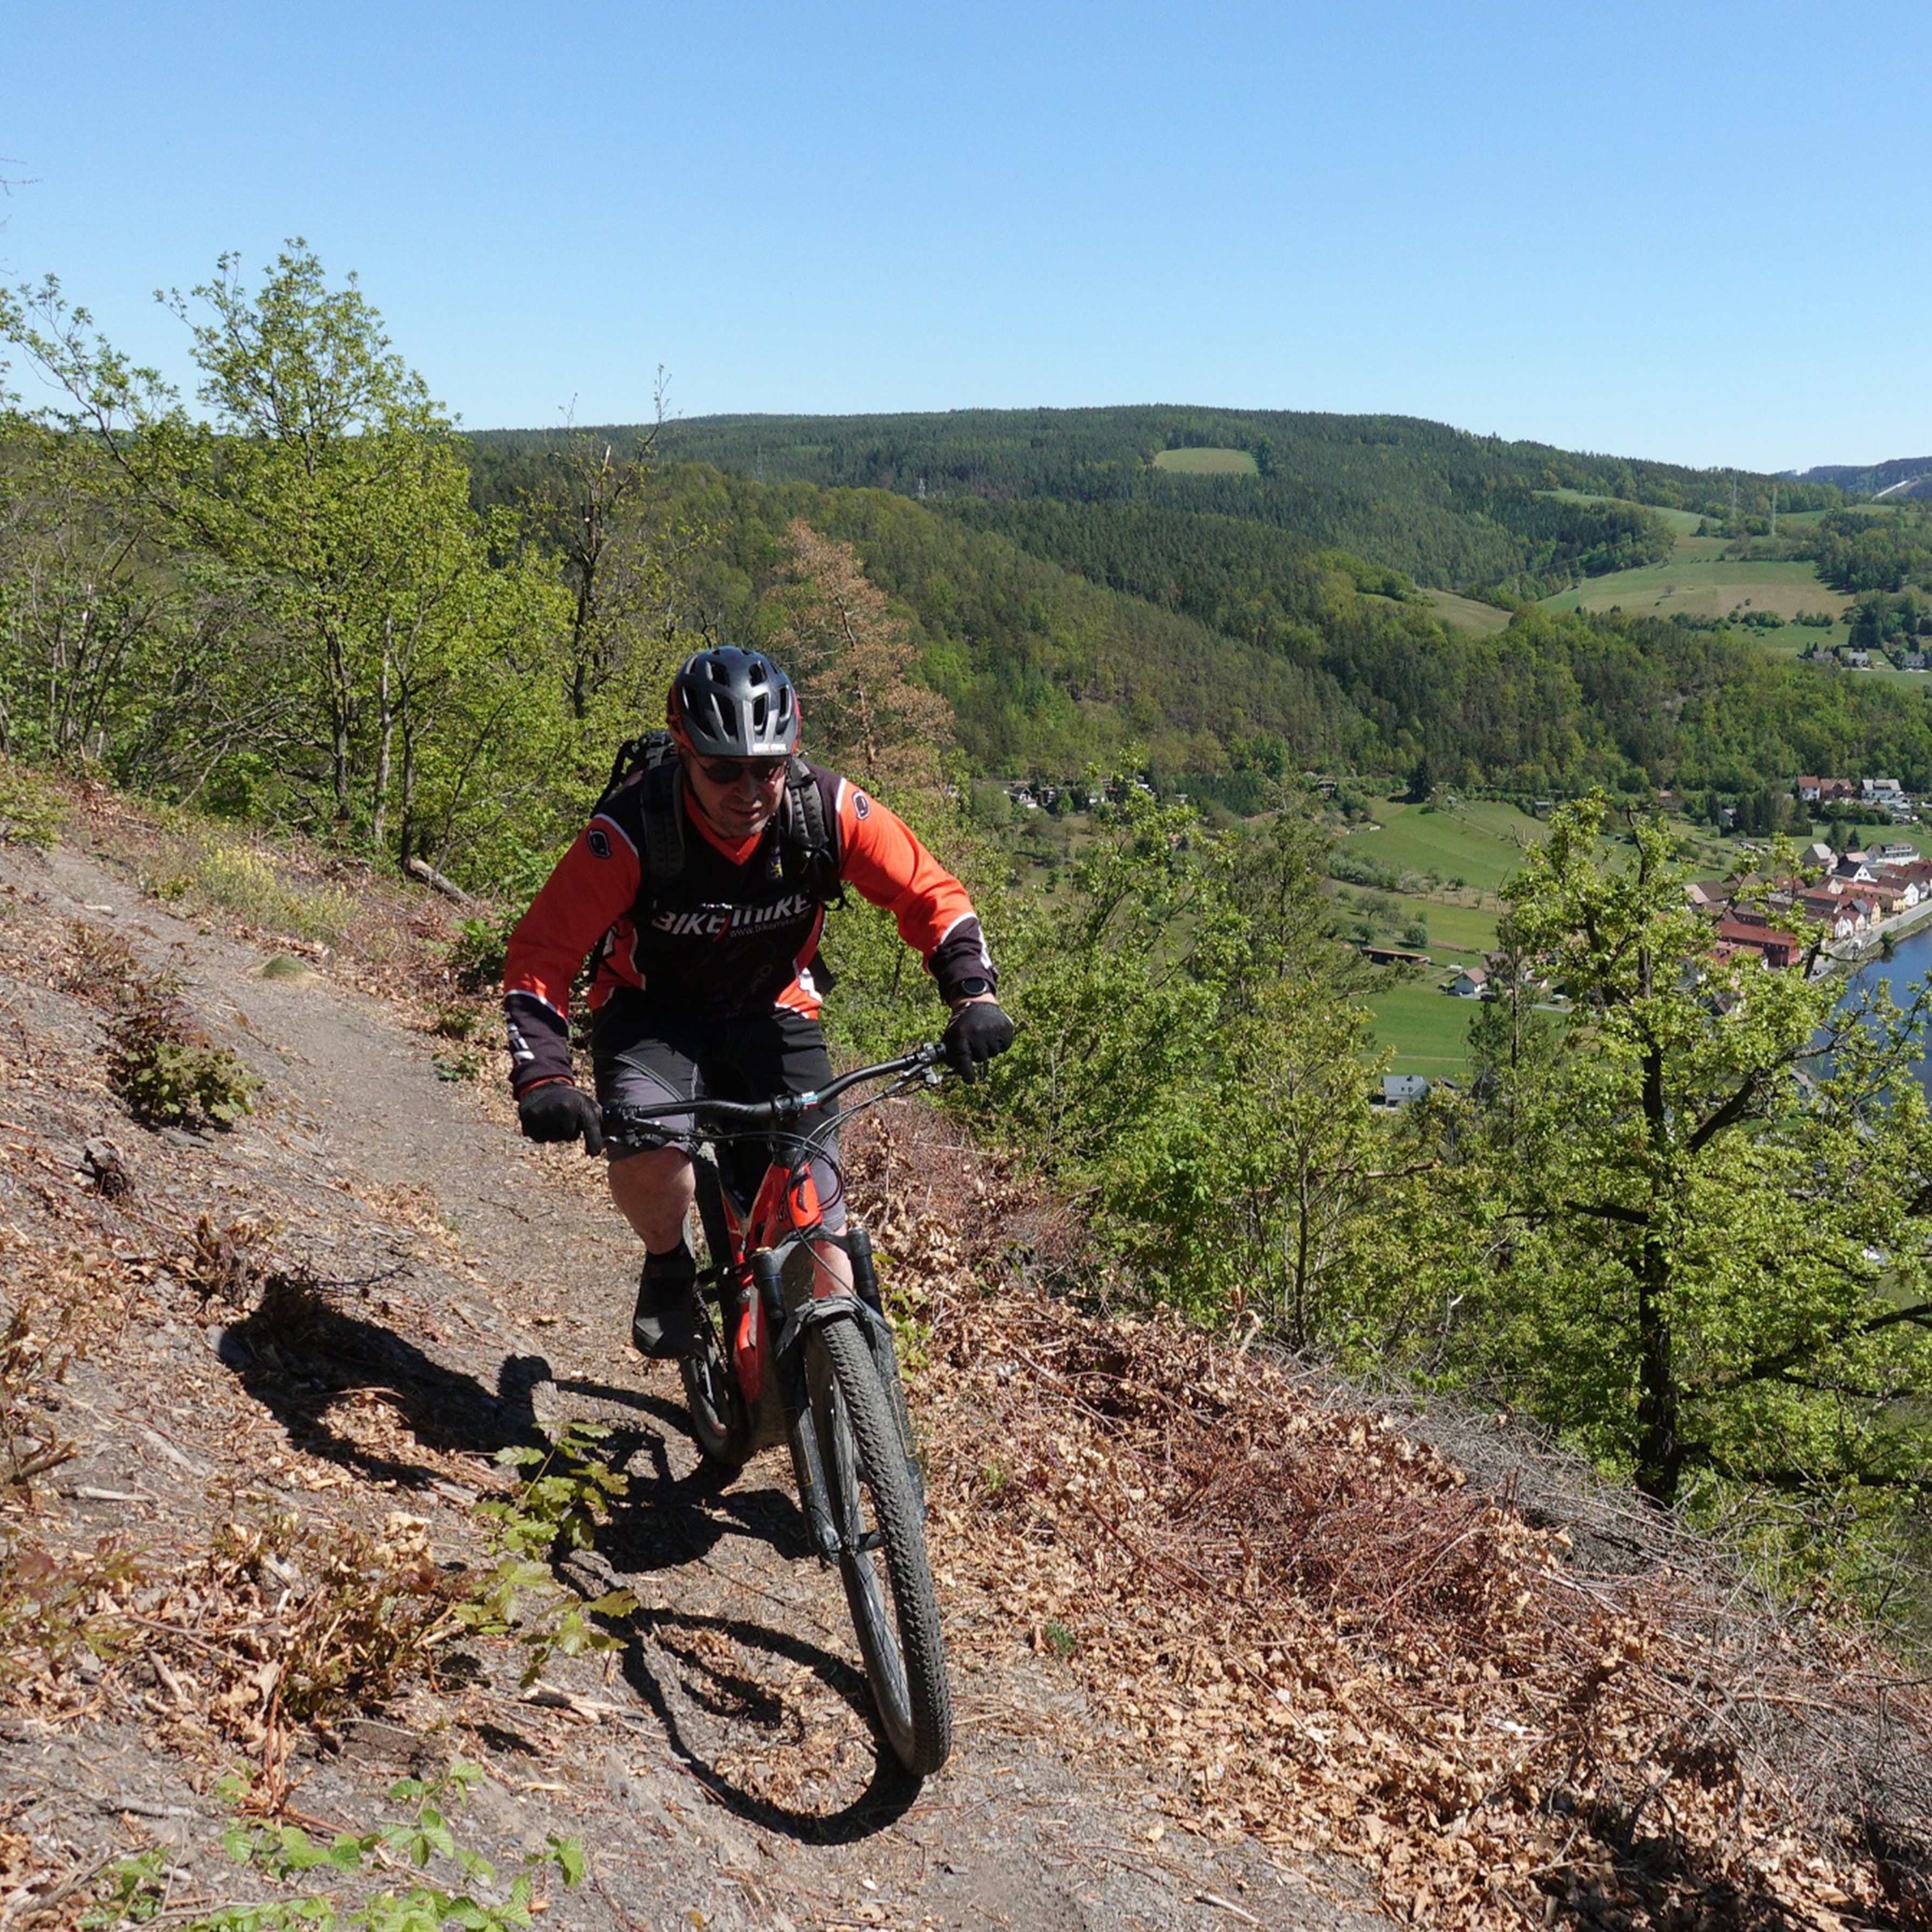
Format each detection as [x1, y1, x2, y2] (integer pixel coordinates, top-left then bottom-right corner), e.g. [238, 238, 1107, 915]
[596, 730, 844, 907]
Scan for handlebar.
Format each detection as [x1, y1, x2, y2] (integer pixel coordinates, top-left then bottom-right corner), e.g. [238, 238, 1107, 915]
[601, 1040, 947, 1148]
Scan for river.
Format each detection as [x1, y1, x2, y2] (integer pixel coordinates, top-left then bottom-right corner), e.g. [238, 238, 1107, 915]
[1833, 918, 1932, 1093]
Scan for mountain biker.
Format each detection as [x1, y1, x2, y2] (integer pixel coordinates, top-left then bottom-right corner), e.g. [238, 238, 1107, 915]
[501, 645, 1013, 1357]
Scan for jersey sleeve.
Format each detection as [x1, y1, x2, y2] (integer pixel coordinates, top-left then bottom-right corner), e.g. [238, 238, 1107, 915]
[834, 780, 995, 1001]
[501, 812, 643, 1093]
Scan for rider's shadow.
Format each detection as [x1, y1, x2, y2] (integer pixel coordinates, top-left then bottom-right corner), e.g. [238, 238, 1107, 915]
[213, 1273, 550, 1485]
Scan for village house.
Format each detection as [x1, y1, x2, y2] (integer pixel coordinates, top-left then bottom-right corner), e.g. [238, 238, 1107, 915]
[1796, 776, 1857, 805]
[1881, 858, 1932, 900]
[1374, 1074, 1431, 1108]
[1793, 888, 1875, 942]
[1445, 965, 1489, 998]
[1712, 917, 1801, 970]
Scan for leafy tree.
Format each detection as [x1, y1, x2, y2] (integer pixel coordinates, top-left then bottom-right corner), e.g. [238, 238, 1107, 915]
[1426, 795, 1932, 1541]
[0, 417, 274, 778]
[993, 788, 1396, 1342]
[1, 245, 569, 868]
[512, 410, 693, 733]
[761, 518, 951, 796]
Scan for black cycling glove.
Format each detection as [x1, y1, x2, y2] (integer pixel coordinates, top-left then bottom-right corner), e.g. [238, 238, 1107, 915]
[517, 1079, 605, 1155]
[942, 1000, 1015, 1082]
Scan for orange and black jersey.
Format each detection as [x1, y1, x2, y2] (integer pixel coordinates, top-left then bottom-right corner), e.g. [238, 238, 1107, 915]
[502, 762, 992, 1094]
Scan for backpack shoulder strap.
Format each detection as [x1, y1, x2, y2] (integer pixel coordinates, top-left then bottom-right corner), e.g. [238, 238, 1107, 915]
[781, 758, 844, 905]
[597, 731, 685, 899]
[639, 756, 686, 885]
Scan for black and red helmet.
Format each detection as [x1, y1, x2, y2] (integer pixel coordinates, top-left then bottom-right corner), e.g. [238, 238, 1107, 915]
[667, 647, 800, 758]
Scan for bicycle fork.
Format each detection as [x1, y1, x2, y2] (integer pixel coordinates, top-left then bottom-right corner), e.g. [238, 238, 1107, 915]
[764, 1261, 924, 1564]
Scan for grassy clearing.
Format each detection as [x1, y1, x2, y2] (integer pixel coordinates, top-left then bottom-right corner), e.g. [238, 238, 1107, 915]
[1422, 588, 1513, 635]
[1363, 977, 1476, 1079]
[1540, 557, 1847, 625]
[1540, 488, 1703, 536]
[1402, 897, 1500, 957]
[1343, 798, 1545, 896]
[1152, 446, 1258, 476]
[1330, 882, 1498, 959]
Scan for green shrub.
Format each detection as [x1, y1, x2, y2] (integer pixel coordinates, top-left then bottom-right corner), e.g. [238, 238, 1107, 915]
[105, 974, 261, 1128]
[464, 1422, 639, 1685]
[0, 760, 67, 849]
[86, 1762, 583, 1932]
[447, 914, 514, 993]
[67, 923, 262, 1128]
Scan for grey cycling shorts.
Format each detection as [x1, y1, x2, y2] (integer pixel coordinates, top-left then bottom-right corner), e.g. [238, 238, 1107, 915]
[590, 992, 845, 1229]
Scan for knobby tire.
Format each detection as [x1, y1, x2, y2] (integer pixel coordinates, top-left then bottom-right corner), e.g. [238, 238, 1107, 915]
[808, 1314, 952, 1776]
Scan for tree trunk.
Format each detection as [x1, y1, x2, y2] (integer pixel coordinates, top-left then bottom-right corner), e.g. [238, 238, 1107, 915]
[1634, 1230, 1680, 1506]
[372, 633, 394, 849]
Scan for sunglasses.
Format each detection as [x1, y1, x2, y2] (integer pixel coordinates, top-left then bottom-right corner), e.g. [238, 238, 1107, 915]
[694, 755, 788, 789]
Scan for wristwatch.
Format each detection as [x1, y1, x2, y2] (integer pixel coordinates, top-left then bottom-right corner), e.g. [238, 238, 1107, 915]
[951, 976, 993, 1002]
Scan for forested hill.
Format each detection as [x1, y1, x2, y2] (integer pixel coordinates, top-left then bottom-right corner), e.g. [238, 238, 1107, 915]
[473, 405, 1839, 603]
[1792, 454, 1932, 501]
[459, 447, 1931, 808]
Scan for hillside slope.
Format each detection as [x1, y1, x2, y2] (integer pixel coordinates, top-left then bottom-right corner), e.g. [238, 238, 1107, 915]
[1793, 458, 1932, 502]
[0, 795, 1382, 1930]
[1, 776, 1927, 1929]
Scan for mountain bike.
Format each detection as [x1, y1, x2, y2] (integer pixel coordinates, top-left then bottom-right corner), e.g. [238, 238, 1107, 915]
[603, 1044, 953, 1776]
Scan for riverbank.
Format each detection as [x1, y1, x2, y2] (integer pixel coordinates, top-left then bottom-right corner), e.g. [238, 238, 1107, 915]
[1819, 889, 1932, 976]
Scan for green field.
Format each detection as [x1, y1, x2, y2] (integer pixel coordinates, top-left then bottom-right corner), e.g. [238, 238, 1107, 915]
[1534, 489, 1864, 651]
[1342, 798, 1547, 896]
[1401, 896, 1501, 957]
[1151, 446, 1259, 476]
[1540, 557, 1847, 626]
[1333, 799, 1544, 1070]
[1363, 978, 1478, 1080]
[1422, 588, 1514, 634]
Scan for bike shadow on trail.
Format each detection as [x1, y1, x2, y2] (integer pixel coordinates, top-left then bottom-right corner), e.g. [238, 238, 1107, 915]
[617, 1606, 923, 1841]
[552, 1372, 819, 1565]
[555, 1380, 923, 1839]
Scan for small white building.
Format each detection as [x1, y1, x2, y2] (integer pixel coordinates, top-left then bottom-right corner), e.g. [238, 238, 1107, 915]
[1375, 1074, 1431, 1108]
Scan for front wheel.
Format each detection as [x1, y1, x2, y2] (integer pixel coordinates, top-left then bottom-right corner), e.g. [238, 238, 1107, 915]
[805, 1315, 952, 1776]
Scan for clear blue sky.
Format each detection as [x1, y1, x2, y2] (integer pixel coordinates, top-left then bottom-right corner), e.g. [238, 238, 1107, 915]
[6, 0, 1927, 474]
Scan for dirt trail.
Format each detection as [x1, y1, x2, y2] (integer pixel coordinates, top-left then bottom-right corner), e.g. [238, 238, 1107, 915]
[0, 818, 1384, 1931]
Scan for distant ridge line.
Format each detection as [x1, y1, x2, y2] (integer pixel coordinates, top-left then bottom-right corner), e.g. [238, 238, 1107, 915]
[1788, 455, 1932, 502]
